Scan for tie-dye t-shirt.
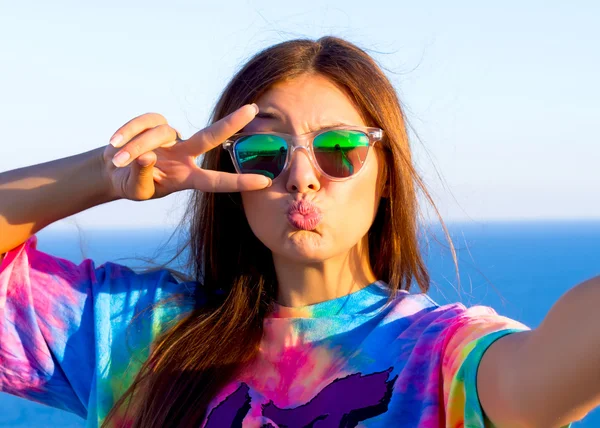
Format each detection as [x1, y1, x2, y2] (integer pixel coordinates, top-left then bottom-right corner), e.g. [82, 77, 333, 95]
[0, 235, 531, 427]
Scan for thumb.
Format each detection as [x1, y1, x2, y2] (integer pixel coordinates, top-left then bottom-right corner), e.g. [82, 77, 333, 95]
[128, 151, 158, 200]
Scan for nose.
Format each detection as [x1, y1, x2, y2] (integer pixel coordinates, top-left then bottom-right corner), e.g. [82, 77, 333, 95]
[285, 148, 321, 193]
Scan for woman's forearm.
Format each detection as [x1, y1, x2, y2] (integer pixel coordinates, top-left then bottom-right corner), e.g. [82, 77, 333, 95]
[0, 146, 118, 255]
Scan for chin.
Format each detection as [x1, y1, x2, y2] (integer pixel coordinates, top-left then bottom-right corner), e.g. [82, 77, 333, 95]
[272, 230, 336, 262]
[276, 248, 331, 264]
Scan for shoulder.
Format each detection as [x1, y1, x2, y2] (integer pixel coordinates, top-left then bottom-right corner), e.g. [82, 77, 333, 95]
[388, 289, 527, 331]
[380, 289, 528, 356]
[390, 292, 530, 427]
[6, 235, 203, 336]
[94, 263, 200, 331]
[381, 289, 474, 331]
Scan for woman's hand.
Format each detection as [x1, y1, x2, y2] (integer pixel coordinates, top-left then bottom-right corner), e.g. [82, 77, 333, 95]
[102, 104, 270, 201]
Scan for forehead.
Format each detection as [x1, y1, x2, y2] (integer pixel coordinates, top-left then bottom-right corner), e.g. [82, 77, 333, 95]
[245, 73, 366, 133]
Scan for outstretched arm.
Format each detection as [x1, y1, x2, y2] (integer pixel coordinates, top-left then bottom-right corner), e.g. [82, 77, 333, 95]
[478, 275, 600, 427]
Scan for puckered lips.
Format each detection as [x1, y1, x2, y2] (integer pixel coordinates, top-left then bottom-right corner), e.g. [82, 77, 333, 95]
[287, 200, 323, 231]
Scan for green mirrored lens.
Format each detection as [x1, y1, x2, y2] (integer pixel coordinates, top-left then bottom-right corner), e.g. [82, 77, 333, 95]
[313, 130, 370, 177]
[234, 134, 287, 179]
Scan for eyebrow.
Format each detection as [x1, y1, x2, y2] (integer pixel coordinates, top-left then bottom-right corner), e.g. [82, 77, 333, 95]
[254, 111, 353, 132]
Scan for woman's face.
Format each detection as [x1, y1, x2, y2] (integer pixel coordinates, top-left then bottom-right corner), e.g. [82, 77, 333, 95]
[240, 73, 383, 263]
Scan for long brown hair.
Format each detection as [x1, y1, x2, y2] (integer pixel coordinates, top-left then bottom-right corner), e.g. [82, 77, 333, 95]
[103, 36, 455, 427]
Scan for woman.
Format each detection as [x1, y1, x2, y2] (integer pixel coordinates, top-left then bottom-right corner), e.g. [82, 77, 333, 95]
[0, 36, 596, 427]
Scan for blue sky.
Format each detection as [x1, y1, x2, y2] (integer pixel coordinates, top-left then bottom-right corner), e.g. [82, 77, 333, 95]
[1, 1, 598, 228]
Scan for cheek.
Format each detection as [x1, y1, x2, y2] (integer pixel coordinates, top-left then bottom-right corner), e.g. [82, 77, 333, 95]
[335, 147, 382, 216]
[330, 170, 381, 238]
[241, 189, 285, 247]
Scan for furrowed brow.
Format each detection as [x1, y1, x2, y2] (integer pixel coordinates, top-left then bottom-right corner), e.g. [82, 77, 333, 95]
[255, 111, 283, 121]
[255, 113, 351, 130]
[316, 122, 353, 131]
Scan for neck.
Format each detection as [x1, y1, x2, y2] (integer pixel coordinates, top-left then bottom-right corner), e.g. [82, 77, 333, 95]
[272, 238, 377, 307]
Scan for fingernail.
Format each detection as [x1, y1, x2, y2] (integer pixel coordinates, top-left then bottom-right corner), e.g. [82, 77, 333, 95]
[260, 176, 272, 187]
[112, 151, 130, 167]
[109, 134, 123, 147]
[251, 103, 259, 115]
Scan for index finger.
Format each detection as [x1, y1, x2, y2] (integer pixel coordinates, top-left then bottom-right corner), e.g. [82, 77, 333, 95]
[180, 104, 258, 156]
[109, 112, 168, 148]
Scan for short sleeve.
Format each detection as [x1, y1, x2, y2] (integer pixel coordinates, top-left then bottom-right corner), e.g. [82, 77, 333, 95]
[441, 305, 530, 427]
[0, 235, 196, 424]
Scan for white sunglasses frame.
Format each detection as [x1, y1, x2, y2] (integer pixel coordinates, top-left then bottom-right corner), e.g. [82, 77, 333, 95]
[222, 126, 384, 182]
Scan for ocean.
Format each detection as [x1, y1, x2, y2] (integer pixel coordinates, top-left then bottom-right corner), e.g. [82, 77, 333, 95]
[1, 221, 599, 427]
